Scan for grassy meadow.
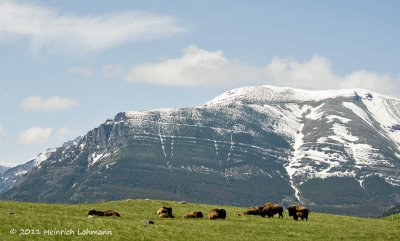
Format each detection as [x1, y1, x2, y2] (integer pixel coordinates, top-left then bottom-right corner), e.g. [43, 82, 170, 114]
[1, 199, 400, 241]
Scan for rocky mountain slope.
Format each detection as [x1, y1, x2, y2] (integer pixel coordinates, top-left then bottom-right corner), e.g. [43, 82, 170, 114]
[2, 86, 400, 217]
[0, 137, 81, 194]
[0, 149, 58, 194]
[0, 165, 9, 174]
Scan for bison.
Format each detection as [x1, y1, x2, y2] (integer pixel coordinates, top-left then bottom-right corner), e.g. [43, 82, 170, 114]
[184, 211, 204, 218]
[287, 205, 309, 221]
[244, 206, 263, 215]
[157, 206, 174, 218]
[260, 202, 283, 218]
[208, 208, 227, 219]
[88, 209, 120, 217]
[158, 213, 171, 218]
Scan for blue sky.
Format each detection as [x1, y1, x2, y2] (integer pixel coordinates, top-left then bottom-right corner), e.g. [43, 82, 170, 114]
[1, 0, 399, 166]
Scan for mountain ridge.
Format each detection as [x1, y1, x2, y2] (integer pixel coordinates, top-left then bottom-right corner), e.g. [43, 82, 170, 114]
[2, 85, 399, 217]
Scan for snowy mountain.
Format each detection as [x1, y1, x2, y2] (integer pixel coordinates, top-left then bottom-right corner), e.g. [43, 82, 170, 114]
[2, 85, 399, 217]
[0, 137, 82, 194]
[0, 148, 57, 194]
[207, 86, 400, 200]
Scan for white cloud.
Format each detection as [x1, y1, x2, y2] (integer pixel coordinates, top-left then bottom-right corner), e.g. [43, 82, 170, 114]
[0, 1, 184, 52]
[340, 70, 397, 96]
[68, 66, 93, 78]
[19, 127, 52, 145]
[265, 56, 400, 97]
[125, 45, 264, 87]
[266, 55, 338, 89]
[102, 64, 124, 79]
[20, 96, 79, 112]
[125, 45, 400, 97]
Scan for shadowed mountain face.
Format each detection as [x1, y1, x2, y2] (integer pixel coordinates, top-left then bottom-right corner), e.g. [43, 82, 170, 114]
[2, 86, 400, 217]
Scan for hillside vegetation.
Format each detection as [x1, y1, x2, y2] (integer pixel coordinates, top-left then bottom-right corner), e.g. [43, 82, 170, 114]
[1, 199, 399, 241]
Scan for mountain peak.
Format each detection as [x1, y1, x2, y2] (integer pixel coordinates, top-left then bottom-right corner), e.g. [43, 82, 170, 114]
[205, 85, 398, 106]
[2, 85, 400, 217]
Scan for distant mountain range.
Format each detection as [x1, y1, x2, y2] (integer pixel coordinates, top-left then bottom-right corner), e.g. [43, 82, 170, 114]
[1, 85, 399, 217]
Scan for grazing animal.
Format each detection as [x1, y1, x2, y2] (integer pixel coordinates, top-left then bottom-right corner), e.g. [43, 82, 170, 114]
[184, 211, 204, 218]
[287, 205, 309, 221]
[208, 208, 227, 219]
[244, 206, 263, 215]
[260, 202, 283, 218]
[157, 206, 174, 218]
[88, 209, 120, 217]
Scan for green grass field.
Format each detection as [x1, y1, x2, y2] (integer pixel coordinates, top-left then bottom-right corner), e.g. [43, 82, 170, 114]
[1, 199, 399, 241]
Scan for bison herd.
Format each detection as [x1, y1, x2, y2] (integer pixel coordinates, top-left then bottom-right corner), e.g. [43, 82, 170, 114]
[157, 206, 226, 219]
[154, 202, 308, 221]
[244, 203, 309, 221]
[244, 202, 284, 218]
[87, 202, 309, 221]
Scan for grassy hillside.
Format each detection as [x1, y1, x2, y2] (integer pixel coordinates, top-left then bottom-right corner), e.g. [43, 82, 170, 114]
[1, 199, 399, 241]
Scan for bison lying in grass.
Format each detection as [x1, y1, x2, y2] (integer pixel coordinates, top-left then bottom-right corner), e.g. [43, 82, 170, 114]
[157, 206, 174, 218]
[88, 209, 120, 217]
[184, 211, 204, 218]
[287, 205, 309, 221]
[208, 208, 227, 219]
[244, 206, 263, 215]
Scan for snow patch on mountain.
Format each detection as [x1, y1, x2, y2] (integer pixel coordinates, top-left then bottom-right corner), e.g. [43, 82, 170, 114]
[14, 171, 28, 176]
[348, 143, 392, 168]
[34, 148, 57, 166]
[342, 102, 374, 127]
[362, 97, 400, 149]
[305, 103, 325, 120]
[284, 105, 309, 202]
[330, 123, 358, 143]
[88, 152, 112, 166]
[362, 96, 400, 127]
[180, 165, 219, 175]
[326, 115, 351, 124]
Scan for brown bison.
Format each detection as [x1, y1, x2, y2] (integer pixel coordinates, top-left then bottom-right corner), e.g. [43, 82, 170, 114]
[287, 205, 309, 221]
[208, 208, 227, 219]
[158, 213, 171, 218]
[260, 202, 283, 218]
[244, 206, 263, 215]
[88, 209, 120, 217]
[184, 211, 204, 218]
[157, 206, 174, 218]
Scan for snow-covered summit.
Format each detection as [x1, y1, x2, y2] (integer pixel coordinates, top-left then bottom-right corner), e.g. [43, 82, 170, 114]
[204, 85, 400, 195]
[205, 85, 399, 106]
